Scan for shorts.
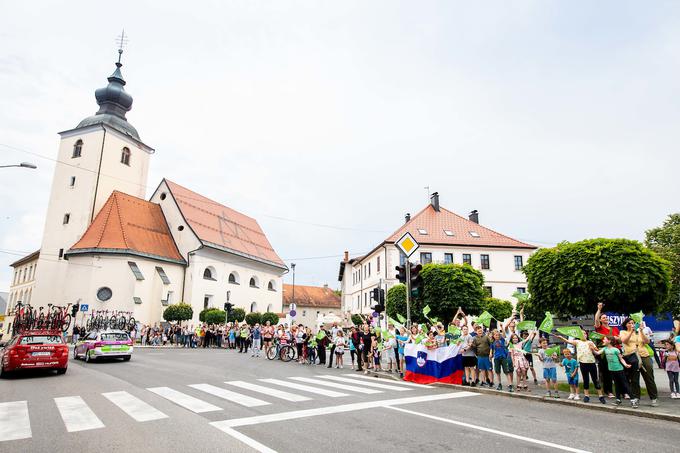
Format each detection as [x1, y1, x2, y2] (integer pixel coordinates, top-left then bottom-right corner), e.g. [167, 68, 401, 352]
[477, 356, 491, 371]
[567, 375, 579, 386]
[494, 357, 511, 375]
[263, 338, 272, 344]
[462, 356, 477, 368]
[543, 367, 557, 381]
[524, 352, 534, 367]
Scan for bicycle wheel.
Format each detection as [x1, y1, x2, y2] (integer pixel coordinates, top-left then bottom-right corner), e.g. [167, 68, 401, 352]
[127, 318, 136, 331]
[61, 314, 72, 331]
[109, 316, 117, 330]
[282, 346, 295, 362]
[266, 346, 277, 360]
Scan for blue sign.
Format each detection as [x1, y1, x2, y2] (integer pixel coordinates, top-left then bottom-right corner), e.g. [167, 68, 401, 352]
[604, 312, 673, 331]
[289, 309, 296, 318]
[80, 304, 89, 312]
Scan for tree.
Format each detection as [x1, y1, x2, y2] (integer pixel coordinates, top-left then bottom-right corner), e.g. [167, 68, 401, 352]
[204, 309, 226, 325]
[244, 312, 262, 326]
[645, 213, 680, 315]
[228, 307, 246, 323]
[482, 298, 513, 322]
[351, 314, 364, 327]
[163, 303, 193, 323]
[386, 284, 420, 322]
[419, 264, 486, 320]
[261, 312, 280, 326]
[198, 308, 211, 322]
[523, 238, 671, 316]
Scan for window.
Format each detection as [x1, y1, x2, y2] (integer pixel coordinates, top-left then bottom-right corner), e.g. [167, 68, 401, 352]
[160, 192, 167, 200]
[58, 248, 64, 259]
[203, 267, 216, 280]
[417, 228, 428, 235]
[204, 295, 213, 309]
[444, 253, 453, 264]
[469, 231, 480, 238]
[69, 176, 76, 187]
[166, 291, 173, 305]
[250, 302, 257, 313]
[302, 310, 307, 317]
[249, 277, 259, 288]
[364, 293, 368, 307]
[481, 254, 490, 270]
[72, 139, 83, 158]
[462, 254, 471, 265]
[267, 280, 276, 291]
[484, 286, 493, 297]
[133, 297, 142, 304]
[155, 266, 171, 284]
[444, 229, 455, 237]
[514, 255, 524, 271]
[120, 147, 131, 165]
[178, 225, 184, 231]
[368, 263, 371, 277]
[128, 261, 145, 280]
[228, 272, 239, 284]
[62, 213, 70, 225]
[377, 256, 381, 273]
[399, 251, 406, 266]
[97, 287, 113, 302]
[420, 252, 432, 264]
[266, 304, 273, 312]
[516, 287, 526, 294]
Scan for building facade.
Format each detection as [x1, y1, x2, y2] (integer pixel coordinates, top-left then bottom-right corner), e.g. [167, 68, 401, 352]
[282, 284, 342, 328]
[338, 193, 537, 314]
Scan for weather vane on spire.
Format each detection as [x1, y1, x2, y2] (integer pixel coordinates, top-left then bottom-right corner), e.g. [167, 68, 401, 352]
[115, 29, 129, 65]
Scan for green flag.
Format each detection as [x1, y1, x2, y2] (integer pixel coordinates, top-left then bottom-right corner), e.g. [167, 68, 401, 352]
[396, 314, 407, 324]
[448, 325, 461, 336]
[316, 331, 326, 340]
[429, 316, 439, 324]
[630, 311, 644, 324]
[388, 316, 405, 332]
[516, 320, 536, 331]
[538, 312, 553, 334]
[544, 346, 561, 357]
[477, 311, 493, 327]
[556, 326, 585, 340]
[415, 334, 425, 344]
[588, 331, 605, 342]
[423, 305, 431, 317]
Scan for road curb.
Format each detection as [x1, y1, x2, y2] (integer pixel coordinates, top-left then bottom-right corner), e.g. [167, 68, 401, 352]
[362, 371, 680, 423]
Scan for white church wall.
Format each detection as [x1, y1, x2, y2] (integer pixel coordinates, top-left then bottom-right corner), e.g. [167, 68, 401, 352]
[149, 179, 201, 258]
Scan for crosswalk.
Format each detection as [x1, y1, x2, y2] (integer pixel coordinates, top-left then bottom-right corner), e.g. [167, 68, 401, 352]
[0, 374, 425, 442]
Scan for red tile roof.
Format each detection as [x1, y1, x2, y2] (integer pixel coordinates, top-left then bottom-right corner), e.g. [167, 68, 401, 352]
[165, 180, 285, 268]
[68, 191, 184, 263]
[385, 205, 536, 249]
[282, 284, 341, 308]
[10, 250, 40, 268]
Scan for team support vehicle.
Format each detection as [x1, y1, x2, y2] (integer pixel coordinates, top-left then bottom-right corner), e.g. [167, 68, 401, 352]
[0, 330, 69, 377]
[73, 329, 133, 362]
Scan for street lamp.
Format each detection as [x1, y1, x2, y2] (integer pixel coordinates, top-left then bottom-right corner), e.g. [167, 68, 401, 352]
[291, 263, 296, 311]
[0, 162, 37, 169]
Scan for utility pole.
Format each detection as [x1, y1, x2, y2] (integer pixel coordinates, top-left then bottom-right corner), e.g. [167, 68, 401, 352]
[405, 259, 411, 327]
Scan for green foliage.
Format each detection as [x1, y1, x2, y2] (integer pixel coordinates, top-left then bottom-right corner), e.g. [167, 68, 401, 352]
[645, 213, 680, 315]
[198, 308, 210, 322]
[204, 309, 226, 324]
[162, 302, 193, 322]
[351, 314, 364, 327]
[387, 284, 419, 322]
[524, 238, 672, 316]
[244, 312, 262, 326]
[515, 295, 544, 323]
[228, 307, 246, 323]
[482, 298, 513, 321]
[261, 312, 280, 326]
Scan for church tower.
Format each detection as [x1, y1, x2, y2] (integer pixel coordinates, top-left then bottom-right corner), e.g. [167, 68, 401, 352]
[33, 45, 154, 307]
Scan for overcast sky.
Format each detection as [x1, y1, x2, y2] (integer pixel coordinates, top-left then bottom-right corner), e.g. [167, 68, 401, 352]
[1, 1, 679, 293]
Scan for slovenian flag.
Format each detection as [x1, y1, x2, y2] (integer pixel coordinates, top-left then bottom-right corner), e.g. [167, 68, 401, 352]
[404, 343, 464, 385]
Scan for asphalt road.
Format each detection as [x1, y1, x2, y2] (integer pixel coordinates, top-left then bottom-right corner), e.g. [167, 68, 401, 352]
[2, 347, 679, 453]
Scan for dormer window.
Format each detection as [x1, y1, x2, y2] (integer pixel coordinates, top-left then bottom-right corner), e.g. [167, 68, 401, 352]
[417, 228, 428, 235]
[121, 147, 131, 166]
[444, 230, 455, 237]
[469, 231, 480, 238]
[72, 139, 83, 158]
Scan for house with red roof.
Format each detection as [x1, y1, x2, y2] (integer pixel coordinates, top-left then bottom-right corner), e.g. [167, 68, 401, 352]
[338, 192, 537, 315]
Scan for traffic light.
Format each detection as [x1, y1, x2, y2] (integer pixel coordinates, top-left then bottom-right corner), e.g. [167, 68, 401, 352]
[71, 304, 79, 317]
[371, 288, 380, 301]
[410, 263, 423, 298]
[379, 288, 385, 305]
[224, 302, 234, 313]
[395, 265, 406, 284]
[374, 302, 385, 313]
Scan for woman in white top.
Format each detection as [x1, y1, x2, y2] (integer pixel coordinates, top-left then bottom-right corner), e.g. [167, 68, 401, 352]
[334, 330, 346, 368]
[556, 330, 605, 404]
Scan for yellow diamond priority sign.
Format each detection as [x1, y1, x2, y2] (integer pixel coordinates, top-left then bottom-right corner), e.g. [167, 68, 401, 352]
[396, 231, 419, 258]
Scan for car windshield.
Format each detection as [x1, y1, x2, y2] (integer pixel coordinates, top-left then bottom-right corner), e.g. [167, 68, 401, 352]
[101, 333, 129, 342]
[20, 335, 63, 345]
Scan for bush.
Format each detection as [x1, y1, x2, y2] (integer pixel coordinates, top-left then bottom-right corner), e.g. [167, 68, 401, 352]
[227, 307, 246, 323]
[163, 302, 193, 322]
[261, 312, 280, 326]
[204, 309, 226, 325]
[244, 312, 262, 326]
[482, 298, 513, 322]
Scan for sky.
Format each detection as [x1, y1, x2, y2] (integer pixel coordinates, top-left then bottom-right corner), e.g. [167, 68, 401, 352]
[1, 1, 679, 293]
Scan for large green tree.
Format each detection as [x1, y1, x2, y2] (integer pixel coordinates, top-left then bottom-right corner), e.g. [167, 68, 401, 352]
[163, 303, 194, 323]
[645, 213, 680, 315]
[523, 238, 671, 316]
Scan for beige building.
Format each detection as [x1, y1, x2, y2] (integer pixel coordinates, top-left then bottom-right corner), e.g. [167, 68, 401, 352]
[282, 284, 342, 328]
[2, 251, 40, 338]
[338, 192, 537, 314]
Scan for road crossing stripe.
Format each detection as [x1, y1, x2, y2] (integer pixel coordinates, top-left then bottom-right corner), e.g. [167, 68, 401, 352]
[316, 375, 411, 391]
[289, 377, 382, 394]
[343, 374, 434, 388]
[0, 401, 31, 442]
[211, 391, 478, 429]
[147, 387, 222, 413]
[224, 381, 311, 402]
[102, 391, 169, 422]
[54, 396, 105, 432]
[188, 384, 270, 407]
[258, 379, 349, 397]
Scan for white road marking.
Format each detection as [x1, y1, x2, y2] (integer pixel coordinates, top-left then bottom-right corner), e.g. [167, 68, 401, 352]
[343, 374, 435, 388]
[54, 396, 105, 432]
[189, 384, 270, 407]
[316, 375, 411, 391]
[220, 426, 278, 453]
[0, 401, 31, 442]
[102, 391, 169, 422]
[259, 379, 349, 397]
[224, 381, 311, 402]
[289, 376, 381, 394]
[211, 391, 477, 429]
[385, 406, 590, 453]
[147, 387, 221, 413]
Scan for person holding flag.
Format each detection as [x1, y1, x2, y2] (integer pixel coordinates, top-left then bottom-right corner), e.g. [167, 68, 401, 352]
[472, 324, 493, 387]
[594, 302, 619, 398]
[620, 316, 658, 408]
[555, 329, 606, 404]
[538, 337, 560, 398]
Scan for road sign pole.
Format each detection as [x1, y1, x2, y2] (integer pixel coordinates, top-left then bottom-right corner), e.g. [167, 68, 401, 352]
[406, 259, 411, 328]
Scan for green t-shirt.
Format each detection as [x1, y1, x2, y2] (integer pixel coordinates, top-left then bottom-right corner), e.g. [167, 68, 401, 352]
[602, 346, 623, 372]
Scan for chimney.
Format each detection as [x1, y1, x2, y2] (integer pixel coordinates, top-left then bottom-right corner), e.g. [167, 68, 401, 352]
[405, 213, 411, 223]
[430, 192, 440, 212]
[469, 210, 479, 224]
[343, 250, 349, 262]
[323, 283, 329, 289]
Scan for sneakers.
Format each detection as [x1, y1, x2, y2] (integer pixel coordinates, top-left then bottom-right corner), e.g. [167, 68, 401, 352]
[607, 393, 615, 398]
[651, 399, 658, 407]
[534, 378, 538, 385]
[583, 396, 590, 403]
[631, 398, 639, 409]
[671, 393, 678, 399]
[568, 393, 575, 400]
[480, 382, 487, 388]
[573, 395, 580, 401]
[614, 399, 622, 406]
[508, 385, 513, 393]
[545, 391, 552, 397]
[553, 392, 559, 399]
[599, 396, 606, 404]
[496, 384, 503, 391]
[470, 381, 477, 388]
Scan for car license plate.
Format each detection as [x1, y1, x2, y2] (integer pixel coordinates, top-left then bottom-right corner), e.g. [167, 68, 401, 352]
[32, 352, 51, 356]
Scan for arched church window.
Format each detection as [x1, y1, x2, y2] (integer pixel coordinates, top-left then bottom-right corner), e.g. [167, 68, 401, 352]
[203, 267, 216, 280]
[121, 147, 131, 166]
[72, 139, 83, 158]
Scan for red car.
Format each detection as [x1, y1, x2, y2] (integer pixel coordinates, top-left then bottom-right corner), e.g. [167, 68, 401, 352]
[0, 330, 69, 377]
